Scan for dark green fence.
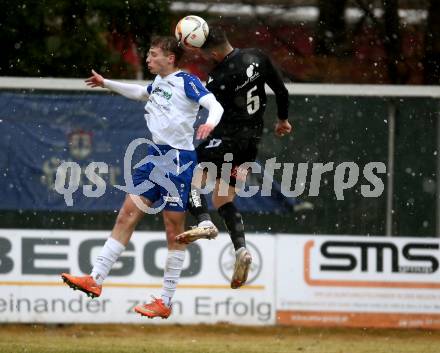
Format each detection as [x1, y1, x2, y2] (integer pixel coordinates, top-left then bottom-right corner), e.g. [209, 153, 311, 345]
[261, 94, 438, 236]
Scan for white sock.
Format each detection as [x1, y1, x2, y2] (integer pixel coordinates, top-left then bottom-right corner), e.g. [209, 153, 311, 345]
[198, 220, 215, 228]
[236, 247, 247, 256]
[91, 237, 125, 285]
[161, 250, 185, 307]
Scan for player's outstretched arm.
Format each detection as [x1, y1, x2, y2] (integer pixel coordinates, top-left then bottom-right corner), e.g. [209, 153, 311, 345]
[84, 69, 149, 101]
[261, 53, 292, 137]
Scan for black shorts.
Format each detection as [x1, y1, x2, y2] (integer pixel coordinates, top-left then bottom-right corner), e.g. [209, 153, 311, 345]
[196, 136, 261, 186]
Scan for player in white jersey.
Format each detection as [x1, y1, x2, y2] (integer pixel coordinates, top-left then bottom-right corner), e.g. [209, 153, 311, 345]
[61, 36, 224, 319]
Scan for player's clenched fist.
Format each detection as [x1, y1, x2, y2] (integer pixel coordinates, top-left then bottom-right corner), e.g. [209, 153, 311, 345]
[275, 119, 292, 137]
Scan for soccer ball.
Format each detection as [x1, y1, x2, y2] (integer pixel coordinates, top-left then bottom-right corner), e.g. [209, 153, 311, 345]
[175, 15, 209, 48]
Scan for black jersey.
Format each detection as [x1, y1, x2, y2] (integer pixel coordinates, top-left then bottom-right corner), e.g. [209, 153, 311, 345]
[206, 48, 289, 139]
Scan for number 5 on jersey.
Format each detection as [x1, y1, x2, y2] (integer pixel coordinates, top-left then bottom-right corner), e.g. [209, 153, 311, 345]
[246, 86, 260, 115]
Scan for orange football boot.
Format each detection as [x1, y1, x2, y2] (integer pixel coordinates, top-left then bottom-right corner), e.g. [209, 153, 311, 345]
[134, 297, 172, 319]
[61, 273, 102, 298]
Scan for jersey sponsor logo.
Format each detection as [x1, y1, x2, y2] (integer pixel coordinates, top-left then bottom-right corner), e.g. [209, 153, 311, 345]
[152, 86, 172, 100]
[235, 63, 260, 91]
[246, 63, 259, 78]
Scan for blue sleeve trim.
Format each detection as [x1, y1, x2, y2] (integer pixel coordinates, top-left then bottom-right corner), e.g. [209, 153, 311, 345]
[176, 72, 210, 103]
[146, 84, 152, 95]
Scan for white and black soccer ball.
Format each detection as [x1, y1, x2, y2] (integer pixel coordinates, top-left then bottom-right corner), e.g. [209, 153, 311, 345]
[175, 15, 209, 48]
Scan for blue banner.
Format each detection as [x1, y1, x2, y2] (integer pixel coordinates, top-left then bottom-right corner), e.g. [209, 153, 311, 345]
[0, 90, 296, 213]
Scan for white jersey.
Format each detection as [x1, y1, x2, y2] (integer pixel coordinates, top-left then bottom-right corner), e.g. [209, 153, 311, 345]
[144, 70, 210, 150]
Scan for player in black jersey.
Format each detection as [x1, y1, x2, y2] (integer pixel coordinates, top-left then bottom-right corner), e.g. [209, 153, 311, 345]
[176, 25, 292, 288]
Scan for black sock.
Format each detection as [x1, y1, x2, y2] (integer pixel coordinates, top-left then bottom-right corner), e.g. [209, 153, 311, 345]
[218, 202, 246, 251]
[188, 188, 211, 224]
